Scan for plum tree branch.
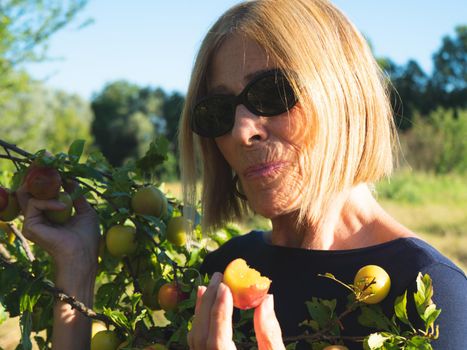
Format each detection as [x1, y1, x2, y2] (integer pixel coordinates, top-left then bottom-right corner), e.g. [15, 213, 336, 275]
[0, 255, 123, 331]
[8, 222, 35, 261]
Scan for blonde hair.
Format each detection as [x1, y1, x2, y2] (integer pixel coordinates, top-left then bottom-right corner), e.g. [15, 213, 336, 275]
[179, 0, 395, 231]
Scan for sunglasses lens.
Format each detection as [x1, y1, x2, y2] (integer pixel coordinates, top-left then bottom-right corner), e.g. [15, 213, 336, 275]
[192, 96, 235, 137]
[247, 73, 296, 115]
[191, 70, 297, 137]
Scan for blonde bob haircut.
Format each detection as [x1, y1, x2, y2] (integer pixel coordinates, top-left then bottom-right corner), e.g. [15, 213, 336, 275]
[179, 0, 395, 231]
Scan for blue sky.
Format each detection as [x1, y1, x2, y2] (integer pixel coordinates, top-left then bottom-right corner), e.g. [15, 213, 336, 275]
[23, 0, 466, 100]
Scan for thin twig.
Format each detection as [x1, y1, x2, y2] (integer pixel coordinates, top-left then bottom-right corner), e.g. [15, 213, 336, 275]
[0, 244, 11, 261]
[0, 256, 122, 331]
[9, 222, 35, 261]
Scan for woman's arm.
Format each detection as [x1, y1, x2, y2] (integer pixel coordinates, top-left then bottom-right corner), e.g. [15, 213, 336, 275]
[52, 260, 96, 349]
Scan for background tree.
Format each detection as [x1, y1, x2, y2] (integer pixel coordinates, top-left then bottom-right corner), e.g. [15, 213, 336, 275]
[383, 59, 430, 130]
[0, 0, 89, 99]
[162, 91, 185, 148]
[0, 80, 93, 170]
[431, 25, 467, 111]
[91, 81, 161, 166]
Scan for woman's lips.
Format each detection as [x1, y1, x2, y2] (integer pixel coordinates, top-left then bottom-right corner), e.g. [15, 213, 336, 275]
[243, 162, 287, 179]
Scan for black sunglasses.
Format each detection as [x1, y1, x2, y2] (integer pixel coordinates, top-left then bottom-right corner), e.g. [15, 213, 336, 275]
[191, 69, 298, 138]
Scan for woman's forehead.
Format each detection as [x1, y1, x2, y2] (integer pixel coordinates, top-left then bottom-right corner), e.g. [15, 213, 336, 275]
[207, 34, 275, 94]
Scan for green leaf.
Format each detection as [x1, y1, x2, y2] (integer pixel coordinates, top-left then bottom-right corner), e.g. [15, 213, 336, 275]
[68, 139, 85, 164]
[102, 307, 131, 330]
[285, 342, 298, 350]
[423, 304, 441, 330]
[358, 305, 394, 331]
[136, 137, 169, 176]
[414, 273, 433, 317]
[305, 298, 337, 331]
[19, 311, 33, 350]
[413, 273, 441, 330]
[299, 319, 320, 332]
[394, 291, 412, 326]
[406, 335, 433, 349]
[0, 303, 8, 325]
[86, 150, 113, 173]
[70, 163, 104, 182]
[366, 332, 391, 349]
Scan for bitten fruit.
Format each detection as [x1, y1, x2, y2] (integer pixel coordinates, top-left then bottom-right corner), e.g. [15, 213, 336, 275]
[354, 265, 391, 304]
[105, 225, 137, 258]
[25, 165, 62, 200]
[223, 258, 271, 310]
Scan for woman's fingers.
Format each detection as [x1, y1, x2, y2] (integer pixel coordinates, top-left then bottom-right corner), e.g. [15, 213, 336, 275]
[188, 273, 237, 350]
[254, 295, 286, 350]
[15, 184, 30, 213]
[206, 282, 236, 350]
[195, 285, 207, 314]
[190, 272, 223, 349]
[20, 197, 67, 254]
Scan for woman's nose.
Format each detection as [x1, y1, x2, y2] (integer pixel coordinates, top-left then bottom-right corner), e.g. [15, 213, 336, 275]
[230, 104, 267, 145]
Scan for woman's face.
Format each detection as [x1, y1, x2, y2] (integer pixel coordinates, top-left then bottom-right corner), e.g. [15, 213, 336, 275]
[208, 34, 306, 218]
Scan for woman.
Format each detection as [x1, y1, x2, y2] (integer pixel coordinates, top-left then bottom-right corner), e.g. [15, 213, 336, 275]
[179, 1, 467, 349]
[19, 0, 466, 349]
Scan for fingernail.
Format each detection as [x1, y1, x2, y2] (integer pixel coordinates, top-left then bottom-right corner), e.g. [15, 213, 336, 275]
[209, 272, 222, 286]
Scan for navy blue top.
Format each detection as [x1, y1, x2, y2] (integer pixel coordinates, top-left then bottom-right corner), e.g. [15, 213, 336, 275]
[201, 231, 467, 349]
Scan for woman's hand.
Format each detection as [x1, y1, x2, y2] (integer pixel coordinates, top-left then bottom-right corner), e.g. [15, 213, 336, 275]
[17, 182, 100, 275]
[187, 272, 285, 350]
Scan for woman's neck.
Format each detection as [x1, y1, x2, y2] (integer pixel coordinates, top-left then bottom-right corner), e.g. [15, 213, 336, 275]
[267, 184, 415, 250]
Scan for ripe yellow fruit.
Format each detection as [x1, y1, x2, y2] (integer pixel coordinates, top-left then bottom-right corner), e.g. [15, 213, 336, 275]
[106, 225, 137, 258]
[91, 321, 107, 337]
[323, 345, 349, 350]
[44, 192, 73, 224]
[90, 330, 121, 350]
[354, 265, 391, 304]
[166, 216, 188, 246]
[131, 186, 167, 218]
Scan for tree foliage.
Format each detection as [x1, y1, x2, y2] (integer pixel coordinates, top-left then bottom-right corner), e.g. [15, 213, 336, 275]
[0, 0, 89, 95]
[0, 80, 93, 172]
[382, 25, 467, 131]
[91, 81, 184, 179]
